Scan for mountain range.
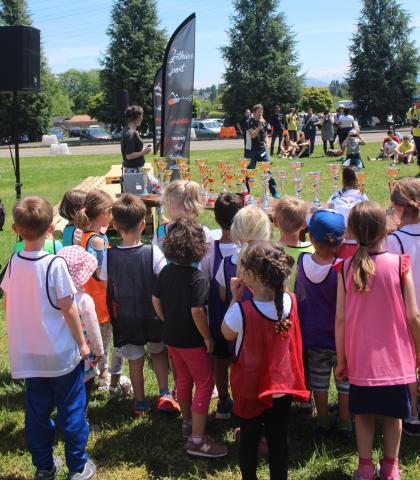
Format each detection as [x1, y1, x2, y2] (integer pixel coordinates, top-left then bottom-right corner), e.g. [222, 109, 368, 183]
[304, 77, 330, 87]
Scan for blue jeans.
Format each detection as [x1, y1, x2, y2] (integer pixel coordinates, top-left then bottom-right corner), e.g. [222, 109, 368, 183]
[246, 150, 277, 195]
[270, 130, 283, 156]
[343, 153, 363, 170]
[25, 362, 89, 473]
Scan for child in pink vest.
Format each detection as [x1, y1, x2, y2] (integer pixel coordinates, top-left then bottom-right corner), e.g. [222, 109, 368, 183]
[335, 201, 420, 480]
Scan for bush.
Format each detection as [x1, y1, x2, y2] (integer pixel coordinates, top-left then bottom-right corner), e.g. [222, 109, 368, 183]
[207, 111, 226, 118]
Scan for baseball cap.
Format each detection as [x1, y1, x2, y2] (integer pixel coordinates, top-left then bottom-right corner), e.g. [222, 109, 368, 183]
[58, 245, 98, 288]
[308, 209, 345, 246]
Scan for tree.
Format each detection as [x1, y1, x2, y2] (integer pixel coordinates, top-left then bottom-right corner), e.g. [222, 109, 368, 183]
[0, 0, 54, 140]
[58, 69, 100, 114]
[221, 0, 303, 124]
[300, 87, 333, 113]
[347, 0, 418, 125]
[192, 96, 201, 118]
[99, 0, 166, 131]
[329, 80, 347, 99]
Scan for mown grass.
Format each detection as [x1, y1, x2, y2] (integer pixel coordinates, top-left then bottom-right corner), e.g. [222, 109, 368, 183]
[0, 143, 419, 479]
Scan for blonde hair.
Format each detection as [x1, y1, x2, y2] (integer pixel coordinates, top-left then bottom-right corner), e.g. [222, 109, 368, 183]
[391, 177, 420, 223]
[231, 205, 271, 246]
[12, 196, 53, 240]
[162, 180, 202, 218]
[73, 190, 113, 232]
[347, 201, 387, 292]
[273, 197, 307, 235]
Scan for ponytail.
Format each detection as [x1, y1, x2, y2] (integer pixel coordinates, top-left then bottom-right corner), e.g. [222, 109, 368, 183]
[351, 245, 376, 292]
[73, 189, 113, 232]
[163, 180, 202, 218]
[73, 208, 91, 231]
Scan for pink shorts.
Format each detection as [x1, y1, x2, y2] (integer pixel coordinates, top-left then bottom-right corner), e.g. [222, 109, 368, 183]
[167, 346, 214, 415]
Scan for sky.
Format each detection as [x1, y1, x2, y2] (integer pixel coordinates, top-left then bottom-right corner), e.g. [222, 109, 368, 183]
[27, 0, 420, 88]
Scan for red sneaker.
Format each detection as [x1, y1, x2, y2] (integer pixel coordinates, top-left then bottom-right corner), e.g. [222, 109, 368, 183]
[157, 392, 180, 414]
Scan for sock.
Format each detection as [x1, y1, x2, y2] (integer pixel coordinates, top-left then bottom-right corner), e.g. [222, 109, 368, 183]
[159, 388, 170, 396]
[191, 435, 203, 445]
[380, 457, 400, 479]
[357, 457, 374, 479]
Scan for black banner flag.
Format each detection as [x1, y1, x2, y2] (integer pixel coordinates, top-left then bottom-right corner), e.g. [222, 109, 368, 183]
[161, 13, 196, 165]
[152, 68, 162, 155]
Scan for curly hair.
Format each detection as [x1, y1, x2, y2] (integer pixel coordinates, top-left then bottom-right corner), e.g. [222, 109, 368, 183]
[163, 218, 208, 265]
[240, 241, 294, 326]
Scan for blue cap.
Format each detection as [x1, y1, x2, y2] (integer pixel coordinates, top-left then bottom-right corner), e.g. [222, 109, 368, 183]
[308, 209, 345, 246]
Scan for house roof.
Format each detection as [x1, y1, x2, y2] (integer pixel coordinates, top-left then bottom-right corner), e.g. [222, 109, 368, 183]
[67, 115, 96, 122]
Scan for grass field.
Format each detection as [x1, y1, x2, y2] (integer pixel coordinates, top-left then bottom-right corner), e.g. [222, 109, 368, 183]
[0, 144, 419, 479]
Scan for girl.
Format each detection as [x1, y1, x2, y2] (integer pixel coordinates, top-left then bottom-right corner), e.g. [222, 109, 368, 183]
[74, 190, 126, 395]
[335, 201, 420, 480]
[215, 205, 271, 305]
[385, 177, 420, 436]
[280, 132, 297, 159]
[59, 189, 86, 246]
[222, 241, 308, 480]
[152, 218, 228, 458]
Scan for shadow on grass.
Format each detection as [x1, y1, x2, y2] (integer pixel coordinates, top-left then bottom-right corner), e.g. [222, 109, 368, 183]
[0, 421, 26, 455]
[313, 469, 349, 480]
[0, 369, 25, 412]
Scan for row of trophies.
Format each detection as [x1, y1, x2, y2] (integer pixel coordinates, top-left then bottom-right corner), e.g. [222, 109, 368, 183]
[148, 157, 400, 210]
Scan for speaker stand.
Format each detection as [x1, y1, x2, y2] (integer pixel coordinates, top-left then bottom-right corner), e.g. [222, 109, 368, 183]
[13, 91, 22, 201]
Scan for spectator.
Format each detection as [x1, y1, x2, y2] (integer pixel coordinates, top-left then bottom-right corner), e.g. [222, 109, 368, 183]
[368, 137, 399, 162]
[286, 108, 298, 142]
[395, 135, 416, 164]
[280, 132, 297, 159]
[336, 108, 355, 148]
[302, 108, 320, 155]
[383, 129, 400, 146]
[407, 97, 420, 166]
[269, 105, 284, 156]
[333, 104, 345, 144]
[237, 108, 252, 157]
[320, 109, 335, 155]
[342, 129, 366, 169]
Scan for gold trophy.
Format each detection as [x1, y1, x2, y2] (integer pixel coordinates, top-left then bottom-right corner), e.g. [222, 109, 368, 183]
[207, 167, 216, 204]
[195, 158, 207, 168]
[386, 165, 399, 194]
[225, 165, 234, 192]
[155, 158, 167, 187]
[163, 169, 173, 187]
[179, 164, 190, 180]
[356, 171, 366, 195]
[237, 158, 249, 169]
[245, 168, 257, 204]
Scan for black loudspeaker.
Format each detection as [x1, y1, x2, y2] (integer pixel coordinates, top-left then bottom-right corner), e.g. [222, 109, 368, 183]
[116, 89, 130, 113]
[0, 26, 41, 92]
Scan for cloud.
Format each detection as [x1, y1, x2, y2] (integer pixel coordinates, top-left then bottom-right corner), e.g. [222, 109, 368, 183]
[307, 64, 349, 82]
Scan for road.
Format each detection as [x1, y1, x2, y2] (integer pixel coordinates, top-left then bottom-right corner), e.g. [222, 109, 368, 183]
[0, 129, 409, 158]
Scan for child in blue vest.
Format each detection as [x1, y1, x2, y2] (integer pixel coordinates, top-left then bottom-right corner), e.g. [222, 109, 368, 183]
[59, 189, 86, 246]
[295, 209, 352, 437]
[200, 193, 243, 419]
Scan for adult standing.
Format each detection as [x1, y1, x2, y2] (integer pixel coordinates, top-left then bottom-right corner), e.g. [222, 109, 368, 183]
[246, 104, 279, 197]
[121, 105, 152, 173]
[269, 105, 284, 156]
[302, 108, 320, 155]
[333, 104, 345, 145]
[237, 108, 252, 157]
[336, 108, 355, 148]
[320, 109, 335, 155]
[286, 108, 298, 142]
[407, 97, 420, 166]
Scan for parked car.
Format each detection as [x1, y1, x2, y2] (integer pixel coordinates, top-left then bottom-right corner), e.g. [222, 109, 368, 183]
[112, 128, 123, 140]
[192, 119, 221, 138]
[68, 127, 81, 138]
[80, 127, 112, 141]
[48, 127, 64, 141]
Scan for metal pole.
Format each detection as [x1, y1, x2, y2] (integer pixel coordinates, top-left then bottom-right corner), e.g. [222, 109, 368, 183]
[13, 91, 22, 200]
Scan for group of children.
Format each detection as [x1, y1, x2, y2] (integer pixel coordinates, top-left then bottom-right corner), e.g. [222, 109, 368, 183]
[1, 170, 420, 480]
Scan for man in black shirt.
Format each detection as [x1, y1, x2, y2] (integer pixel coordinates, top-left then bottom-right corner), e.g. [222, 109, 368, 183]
[237, 108, 251, 157]
[269, 105, 284, 156]
[246, 104, 278, 197]
[302, 107, 320, 155]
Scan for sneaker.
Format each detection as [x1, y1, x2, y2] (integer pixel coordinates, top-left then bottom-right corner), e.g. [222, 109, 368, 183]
[351, 471, 375, 480]
[272, 192, 281, 199]
[375, 463, 401, 480]
[109, 375, 132, 397]
[97, 375, 110, 392]
[35, 456, 62, 480]
[157, 392, 180, 414]
[402, 417, 420, 436]
[186, 435, 228, 458]
[182, 422, 192, 439]
[67, 458, 96, 480]
[215, 397, 233, 420]
[336, 418, 353, 439]
[133, 399, 151, 417]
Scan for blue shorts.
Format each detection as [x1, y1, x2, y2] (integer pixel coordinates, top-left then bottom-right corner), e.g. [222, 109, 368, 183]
[349, 384, 411, 419]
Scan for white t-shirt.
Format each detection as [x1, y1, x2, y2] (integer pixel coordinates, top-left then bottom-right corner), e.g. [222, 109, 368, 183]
[384, 224, 420, 307]
[384, 141, 399, 155]
[302, 254, 340, 282]
[337, 114, 354, 129]
[215, 253, 239, 288]
[0, 251, 80, 379]
[329, 188, 368, 224]
[99, 243, 166, 280]
[224, 294, 292, 356]
[200, 242, 239, 283]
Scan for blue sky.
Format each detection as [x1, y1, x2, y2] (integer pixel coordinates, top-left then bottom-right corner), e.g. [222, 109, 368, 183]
[28, 0, 420, 88]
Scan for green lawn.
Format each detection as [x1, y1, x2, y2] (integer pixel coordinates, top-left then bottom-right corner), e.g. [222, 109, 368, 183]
[0, 145, 419, 479]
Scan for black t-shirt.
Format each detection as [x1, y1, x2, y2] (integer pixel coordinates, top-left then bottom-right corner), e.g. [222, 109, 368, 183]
[121, 127, 144, 168]
[153, 264, 209, 348]
[247, 118, 268, 153]
[269, 112, 284, 132]
[239, 116, 250, 137]
[303, 114, 318, 135]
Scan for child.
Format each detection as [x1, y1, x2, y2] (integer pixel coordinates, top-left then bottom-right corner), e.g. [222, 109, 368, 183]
[335, 201, 420, 480]
[215, 205, 271, 304]
[74, 190, 125, 395]
[0, 197, 96, 480]
[152, 218, 228, 458]
[200, 193, 243, 420]
[222, 241, 308, 480]
[13, 230, 63, 254]
[394, 135, 415, 164]
[385, 177, 420, 436]
[273, 197, 314, 288]
[342, 130, 366, 169]
[368, 136, 399, 162]
[99, 194, 179, 417]
[59, 189, 86, 246]
[295, 210, 352, 436]
[58, 246, 104, 427]
[280, 132, 297, 159]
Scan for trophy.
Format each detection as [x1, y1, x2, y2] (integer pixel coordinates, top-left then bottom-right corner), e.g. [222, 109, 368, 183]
[179, 164, 190, 180]
[225, 165, 234, 192]
[308, 171, 321, 209]
[155, 157, 167, 188]
[386, 165, 399, 194]
[274, 169, 288, 198]
[239, 168, 249, 194]
[356, 171, 366, 195]
[259, 162, 272, 210]
[237, 158, 250, 169]
[216, 160, 227, 192]
[292, 176, 304, 199]
[207, 167, 216, 204]
[140, 166, 150, 196]
[289, 161, 304, 180]
[163, 169, 173, 187]
[195, 158, 207, 168]
[245, 169, 257, 204]
[328, 163, 341, 195]
[176, 157, 188, 167]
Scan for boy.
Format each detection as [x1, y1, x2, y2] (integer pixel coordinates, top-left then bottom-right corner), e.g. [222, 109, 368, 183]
[1, 196, 95, 480]
[273, 197, 314, 289]
[99, 193, 179, 417]
[200, 193, 243, 419]
[395, 135, 416, 164]
[342, 129, 366, 169]
[369, 136, 399, 162]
